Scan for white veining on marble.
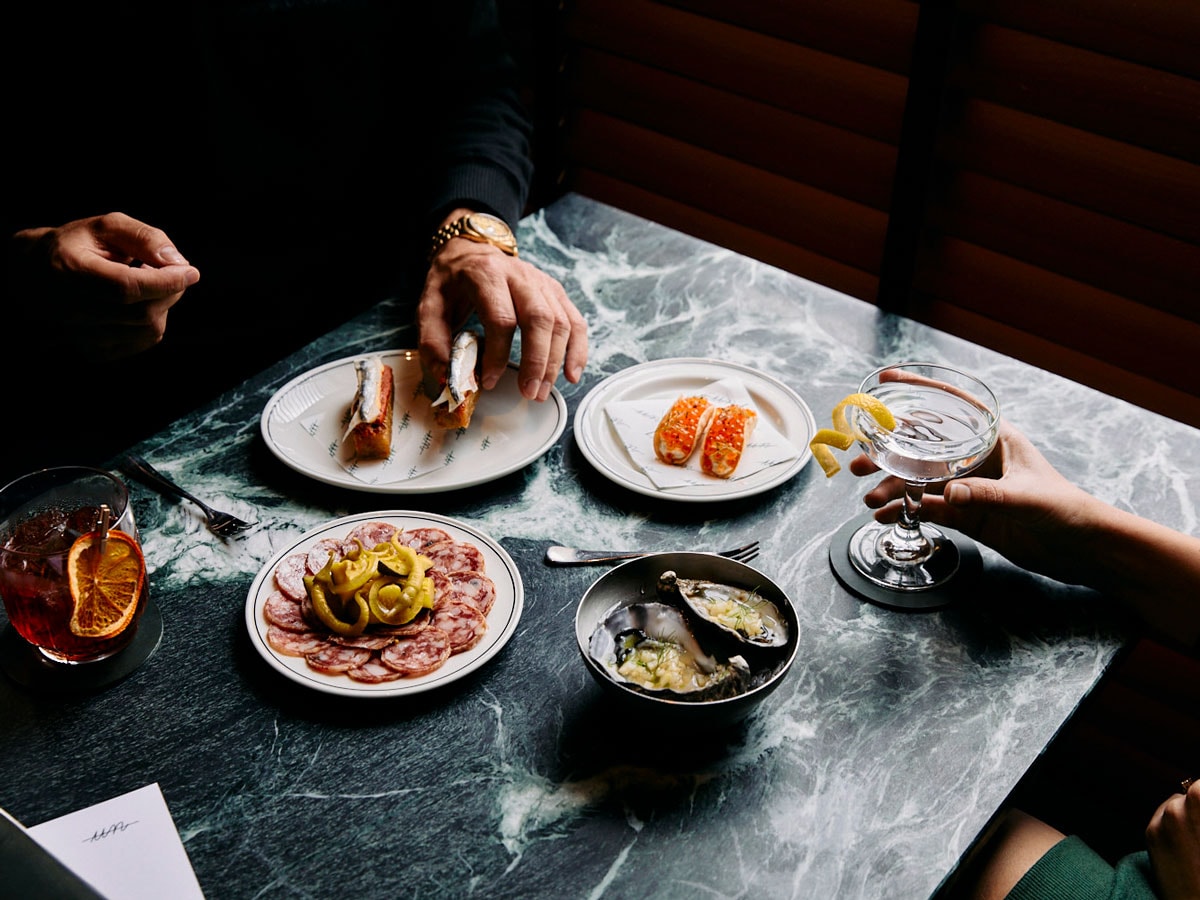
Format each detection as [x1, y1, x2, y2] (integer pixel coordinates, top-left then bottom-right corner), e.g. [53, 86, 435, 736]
[13, 194, 1187, 900]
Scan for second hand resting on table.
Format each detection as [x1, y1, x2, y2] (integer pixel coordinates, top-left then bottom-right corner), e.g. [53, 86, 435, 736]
[851, 419, 1200, 899]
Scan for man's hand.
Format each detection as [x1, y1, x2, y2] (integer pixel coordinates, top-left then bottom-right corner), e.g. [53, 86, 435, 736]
[10, 212, 200, 360]
[418, 215, 587, 402]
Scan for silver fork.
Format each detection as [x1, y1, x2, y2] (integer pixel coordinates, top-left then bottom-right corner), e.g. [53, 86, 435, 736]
[121, 453, 255, 538]
[545, 540, 759, 566]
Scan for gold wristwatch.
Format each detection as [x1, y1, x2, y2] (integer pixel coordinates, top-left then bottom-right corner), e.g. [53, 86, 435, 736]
[429, 212, 518, 260]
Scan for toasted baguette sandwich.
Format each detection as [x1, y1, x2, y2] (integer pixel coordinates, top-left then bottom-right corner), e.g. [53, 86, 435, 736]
[699, 405, 757, 478]
[344, 356, 394, 459]
[653, 395, 714, 465]
[429, 330, 481, 430]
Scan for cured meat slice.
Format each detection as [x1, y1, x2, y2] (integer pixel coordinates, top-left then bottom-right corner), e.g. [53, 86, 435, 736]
[263, 522, 494, 685]
[266, 625, 332, 658]
[395, 527, 453, 551]
[348, 657, 407, 684]
[447, 571, 496, 616]
[432, 596, 488, 653]
[331, 633, 396, 650]
[306, 537, 345, 574]
[423, 539, 485, 575]
[346, 521, 398, 553]
[380, 628, 451, 676]
[274, 552, 309, 602]
[372, 607, 432, 637]
[264, 591, 309, 632]
[306, 644, 373, 674]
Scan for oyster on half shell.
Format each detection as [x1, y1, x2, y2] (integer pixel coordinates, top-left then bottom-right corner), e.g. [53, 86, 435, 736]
[589, 601, 749, 699]
[657, 570, 788, 648]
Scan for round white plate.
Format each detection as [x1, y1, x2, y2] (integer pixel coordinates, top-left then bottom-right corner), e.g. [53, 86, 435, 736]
[260, 350, 567, 493]
[245, 511, 523, 698]
[573, 358, 816, 502]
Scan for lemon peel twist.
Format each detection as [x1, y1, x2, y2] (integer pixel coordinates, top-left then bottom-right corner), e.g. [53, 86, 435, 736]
[809, 392, 896, 477]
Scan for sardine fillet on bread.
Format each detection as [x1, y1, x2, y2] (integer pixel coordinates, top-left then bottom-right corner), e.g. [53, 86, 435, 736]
[345, 356, 394, 459]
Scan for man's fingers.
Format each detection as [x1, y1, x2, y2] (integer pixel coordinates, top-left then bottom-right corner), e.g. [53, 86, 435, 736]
[88, 256, 199, 304]
[479, 322, 516, 390]
[420, 245, 588, 400]
[559, 287, 589, 384]
[90, 212, 190, 267]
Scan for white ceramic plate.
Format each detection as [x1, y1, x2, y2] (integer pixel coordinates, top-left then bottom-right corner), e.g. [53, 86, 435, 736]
[244, 511, 523, 698]
[573, 358, 816, 501]
[260, 350, 567, 493]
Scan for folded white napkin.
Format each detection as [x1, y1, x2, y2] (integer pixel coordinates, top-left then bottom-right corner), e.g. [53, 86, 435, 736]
[604, 377, 800, 489]
[298, 362, 508, 487]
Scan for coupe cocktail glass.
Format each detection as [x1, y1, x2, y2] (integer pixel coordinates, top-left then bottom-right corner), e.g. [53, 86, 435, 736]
[846, 363, 999, 592]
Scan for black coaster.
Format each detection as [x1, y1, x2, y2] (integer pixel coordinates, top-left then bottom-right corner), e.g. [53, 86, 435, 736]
[0, 598, 163, 693]
[829, 514, 982, 611]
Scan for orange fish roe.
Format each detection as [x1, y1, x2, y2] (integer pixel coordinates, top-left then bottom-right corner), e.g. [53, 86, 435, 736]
[700, 405, 757, 478]
[654, 396, 713, 464]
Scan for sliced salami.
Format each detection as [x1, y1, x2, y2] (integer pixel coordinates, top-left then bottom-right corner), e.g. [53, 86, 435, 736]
[332, 633, 397, 650]
[347, 657, 407, 684]
[346, 521, 398, 553]
[372, 607, 432, 637]
[306, 644, 373, 674]
[423, 539, 485, 575]
[274, 552, 309, 602]
[447, 571, 496, 616]
[264, 591, 309, 632]
[395, 527, 453, 551]
[432, 596, 488, 653]
[263, 521, 496, 685]
[306, 537, 344, 574]
[380, 628, 452, 676]
[266, 625, 332, 658]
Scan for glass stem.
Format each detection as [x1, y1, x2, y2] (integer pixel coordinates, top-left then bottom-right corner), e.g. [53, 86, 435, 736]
[880, 481, 931, 565]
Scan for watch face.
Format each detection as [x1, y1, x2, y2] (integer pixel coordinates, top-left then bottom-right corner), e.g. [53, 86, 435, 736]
[467, 213, 515, 246]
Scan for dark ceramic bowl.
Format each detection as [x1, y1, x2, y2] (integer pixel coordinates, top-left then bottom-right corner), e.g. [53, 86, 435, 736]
[574, 551, 799, 730]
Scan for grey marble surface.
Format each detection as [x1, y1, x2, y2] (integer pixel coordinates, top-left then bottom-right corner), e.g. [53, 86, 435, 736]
[3, 194, 1198, 899]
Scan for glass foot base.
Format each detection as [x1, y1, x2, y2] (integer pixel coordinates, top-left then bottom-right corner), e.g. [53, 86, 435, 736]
[829, 514, 982, 611]
[848, 519, 960, 590]
[0, 598, 162, 694]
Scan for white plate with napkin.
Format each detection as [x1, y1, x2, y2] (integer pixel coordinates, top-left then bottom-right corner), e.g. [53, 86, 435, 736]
[574, 358, 815, 502]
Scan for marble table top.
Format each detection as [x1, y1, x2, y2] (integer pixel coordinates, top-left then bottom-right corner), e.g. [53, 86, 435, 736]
[3, 193, 1198, 899]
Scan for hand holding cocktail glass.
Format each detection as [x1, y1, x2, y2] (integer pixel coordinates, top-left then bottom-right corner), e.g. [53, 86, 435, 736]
[813, 363, 1000, 608]
[0, 467, 150, 668]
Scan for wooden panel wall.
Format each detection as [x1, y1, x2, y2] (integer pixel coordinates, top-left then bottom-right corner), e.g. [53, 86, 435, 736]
[537, 0, 917, 302]
[910, 0, 1200, 427]
[515, 0, 1200, 428]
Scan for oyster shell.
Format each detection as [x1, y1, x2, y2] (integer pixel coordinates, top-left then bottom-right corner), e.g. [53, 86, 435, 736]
[588, 602, 749, 699]
[657, 570, 788, 648]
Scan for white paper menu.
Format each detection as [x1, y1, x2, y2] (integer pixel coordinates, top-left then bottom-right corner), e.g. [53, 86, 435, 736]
[25, 783, 204, 899]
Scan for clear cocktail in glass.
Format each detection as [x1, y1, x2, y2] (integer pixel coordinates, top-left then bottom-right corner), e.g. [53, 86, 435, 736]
[846, 363, 999, 591]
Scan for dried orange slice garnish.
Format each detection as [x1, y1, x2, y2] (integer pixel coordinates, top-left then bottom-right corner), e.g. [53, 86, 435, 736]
[809, 392, 896, 478]
[67, 530, 146, 638]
